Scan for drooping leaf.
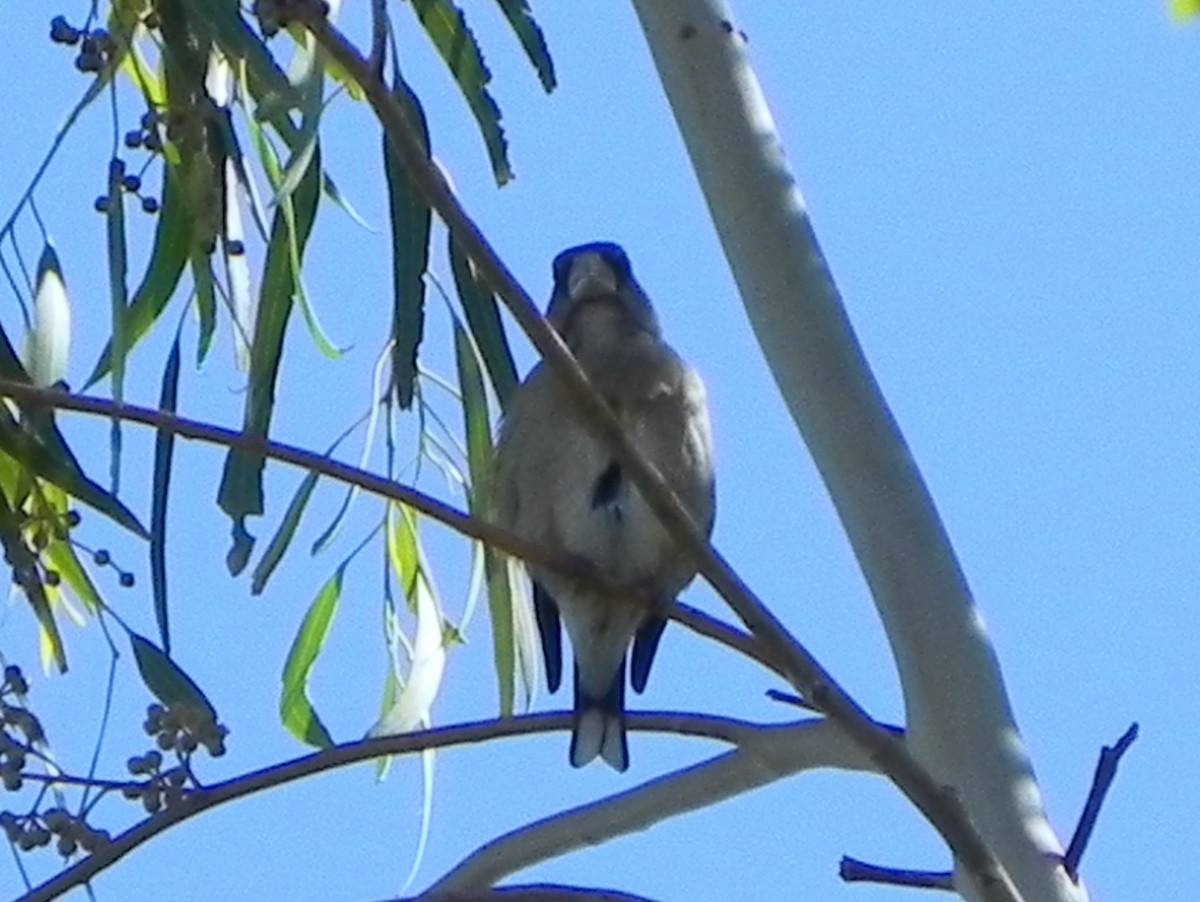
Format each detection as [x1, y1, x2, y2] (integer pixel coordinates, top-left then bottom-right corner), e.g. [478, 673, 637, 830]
[217, 142, 322, 573]
[279, 564, 343, 748]
[0, 490, 65, 672]
[449, 235, 518, 410]
[251, 469, 318, 595]
[407, 0, 512, 184]
[150, 333, 182, 653]
[0, 405, 147, 539]
[383, 61, 431, 409]
[453, 319, 515, 714]
[371, 505, 447, 734]
[491, 0, 556, 92]
[130, 632, 216, 718]
[106, 158, 130, 495]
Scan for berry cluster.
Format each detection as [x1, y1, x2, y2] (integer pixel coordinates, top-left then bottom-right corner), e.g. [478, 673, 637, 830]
[0, 807, 110, 856]
[95, 157, 160, 217]
[0, 665, 110, 855]
[49, 15, 117, 74]
[0, 666, 40, 792]
[120, 704, 228, 814]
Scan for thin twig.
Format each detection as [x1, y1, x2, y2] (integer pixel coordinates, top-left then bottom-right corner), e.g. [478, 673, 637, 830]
[1063, 722, 1138, 882]
[840, 856, 954, 891]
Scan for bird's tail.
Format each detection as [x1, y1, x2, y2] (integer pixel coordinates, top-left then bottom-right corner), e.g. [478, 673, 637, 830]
[569, 659, 629, 772]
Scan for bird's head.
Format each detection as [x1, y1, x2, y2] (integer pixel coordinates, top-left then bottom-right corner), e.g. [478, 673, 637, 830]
[547, 242, 661, 349]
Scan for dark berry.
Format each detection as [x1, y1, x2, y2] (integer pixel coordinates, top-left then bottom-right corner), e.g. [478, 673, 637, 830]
[226, 239, 245, 256]
[49, 16, 80, 45]
[140, 197, 159, 215]
[93, 195, 109, 213]
[119, 571, 136, 587]
[65, 510, 81, 528]
[92, 549, 110, 566]
[123, 130, 142, 149]
[122, 174, 141, 193]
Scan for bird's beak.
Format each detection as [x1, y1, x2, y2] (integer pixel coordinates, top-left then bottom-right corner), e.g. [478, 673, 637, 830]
[566, 252, 618, 301]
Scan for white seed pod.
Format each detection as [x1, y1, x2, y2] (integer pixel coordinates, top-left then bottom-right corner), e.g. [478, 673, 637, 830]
[26, 245, 72, 388]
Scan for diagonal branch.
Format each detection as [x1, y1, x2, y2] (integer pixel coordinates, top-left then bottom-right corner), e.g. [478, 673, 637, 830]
[0, 380, 778, 679]
[293, 10, 1022, 901]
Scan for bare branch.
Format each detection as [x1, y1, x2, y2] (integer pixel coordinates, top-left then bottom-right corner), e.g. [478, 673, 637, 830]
[430, 720, 873, 892]
[1063, 723, 1138, 882]
[840, 857, 954, 891]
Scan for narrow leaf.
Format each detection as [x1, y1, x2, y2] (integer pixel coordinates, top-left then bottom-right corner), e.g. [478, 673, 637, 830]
[453, 319, 513, 714]
[491, 0, 556, 91]
[382, 62, 431, 409]
[279, 565, 343, 748]
[449, 235, 518, 409]
[150, 333, 182, 653]
[407, 0, 512, 184]
[250, 469, 318, 595]
[217, 142, 322, 572]
[106, 157, 130, 494]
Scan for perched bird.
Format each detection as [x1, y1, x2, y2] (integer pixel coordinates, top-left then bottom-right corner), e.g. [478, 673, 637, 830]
[491, 242, 715, 771]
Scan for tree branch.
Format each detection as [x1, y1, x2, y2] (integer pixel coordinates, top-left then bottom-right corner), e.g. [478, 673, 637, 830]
[428, 719, 874, 894]
[16, 711, 755, 902]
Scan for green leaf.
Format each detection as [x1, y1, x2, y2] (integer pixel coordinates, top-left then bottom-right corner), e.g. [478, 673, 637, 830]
[407, 0, 512, 184]
[106, 158, 130, 495]
[251, 469, 318, 595]
[192, 251, 218, 364]
[84, 145, 191, 388]
[491, 0, 556, 92]
[449, 235, 518, 410]
[217, 141, 322, 572]
[383, 63, 431, 409]
[0, 490, 66, 672]
[279, 565, 343, 748]
[130, 632, 216, 718]
[0, 406, 147, 539]
[150, 333, 182, 653]
[453, 319, 514, 714]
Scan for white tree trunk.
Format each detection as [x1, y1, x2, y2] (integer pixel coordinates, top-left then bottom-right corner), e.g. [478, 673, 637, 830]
[630, 3, 1087, 900]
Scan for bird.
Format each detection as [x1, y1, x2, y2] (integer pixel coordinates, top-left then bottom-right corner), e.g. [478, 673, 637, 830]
[491, 241, 715, 771]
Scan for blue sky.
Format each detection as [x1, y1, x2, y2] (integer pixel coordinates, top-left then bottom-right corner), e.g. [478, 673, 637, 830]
[1, 3, 1196, 900]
